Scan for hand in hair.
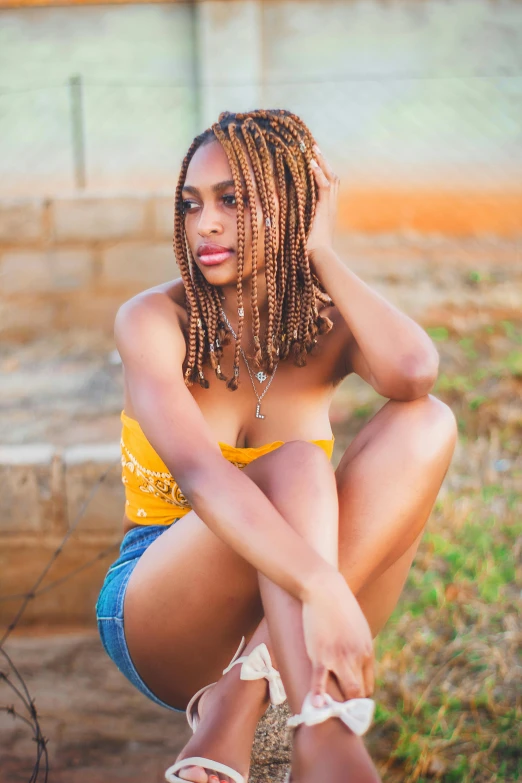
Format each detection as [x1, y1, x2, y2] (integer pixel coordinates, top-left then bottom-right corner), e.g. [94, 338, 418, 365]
[306, 144, 340, 268]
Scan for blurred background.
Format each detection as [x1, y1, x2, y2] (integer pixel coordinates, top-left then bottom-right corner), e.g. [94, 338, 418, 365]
[0, 1, 520, 781]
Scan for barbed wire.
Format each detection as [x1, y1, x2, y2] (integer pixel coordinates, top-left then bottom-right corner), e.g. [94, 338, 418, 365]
[0, 72, 521, 95]
[0, 453, 121, 780]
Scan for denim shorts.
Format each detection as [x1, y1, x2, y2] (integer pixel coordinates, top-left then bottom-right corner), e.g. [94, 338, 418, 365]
[95, 524, 184, 713]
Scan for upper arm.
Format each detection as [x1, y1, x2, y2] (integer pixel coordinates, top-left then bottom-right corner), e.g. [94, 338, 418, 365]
[114, 294, 221, 490]
[344, 331, 378, 388]
[340, 316, 438, 399]
[329, 306, 378, 389]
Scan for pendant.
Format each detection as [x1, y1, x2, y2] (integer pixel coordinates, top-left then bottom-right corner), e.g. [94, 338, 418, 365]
[256, 404, 265, 420]
[255, 371, 268, 383]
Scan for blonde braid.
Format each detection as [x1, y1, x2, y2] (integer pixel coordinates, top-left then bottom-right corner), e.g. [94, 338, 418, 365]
[212, 121, 246, 390]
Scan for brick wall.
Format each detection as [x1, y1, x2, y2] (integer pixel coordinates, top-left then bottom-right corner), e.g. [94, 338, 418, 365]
[0, 193, 180, 340]
[0, 442, 123, 626]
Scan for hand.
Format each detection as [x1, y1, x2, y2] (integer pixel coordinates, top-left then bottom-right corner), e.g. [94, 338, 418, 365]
[301, 571, 374, 706]
[306, 144, 340, 265]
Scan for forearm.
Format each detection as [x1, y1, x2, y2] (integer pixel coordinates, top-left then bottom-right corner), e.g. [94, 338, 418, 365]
[314, 247, 439, 393]
[183, 459, 338, 602]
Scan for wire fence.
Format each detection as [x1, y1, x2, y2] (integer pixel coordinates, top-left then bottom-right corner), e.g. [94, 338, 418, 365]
[0, 345, 126, 780]
[1, 73, 521, 195]
[0, 455, 121, 781]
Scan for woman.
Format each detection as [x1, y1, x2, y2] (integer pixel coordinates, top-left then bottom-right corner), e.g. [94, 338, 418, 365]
[95, 109, 457, 783]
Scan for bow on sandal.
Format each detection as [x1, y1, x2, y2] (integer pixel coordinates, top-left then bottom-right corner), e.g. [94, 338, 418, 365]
[223, 641, 287, 706]
[165, 639, 287, 783]
[283, 691, 376, 783]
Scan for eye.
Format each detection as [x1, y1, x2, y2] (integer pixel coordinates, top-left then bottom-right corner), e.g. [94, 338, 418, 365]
[181, 199, 199, 214]
[223, 193, 249, 208]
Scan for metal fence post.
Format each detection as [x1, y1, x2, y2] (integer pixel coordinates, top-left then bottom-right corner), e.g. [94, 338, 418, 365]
[69, 74, 86, 190]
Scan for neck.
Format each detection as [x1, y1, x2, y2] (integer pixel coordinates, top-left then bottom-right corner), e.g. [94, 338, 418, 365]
[219, 274, 269, 337]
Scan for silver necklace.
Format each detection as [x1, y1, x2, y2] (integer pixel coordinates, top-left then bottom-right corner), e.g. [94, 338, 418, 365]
[220, 307, 279, 420]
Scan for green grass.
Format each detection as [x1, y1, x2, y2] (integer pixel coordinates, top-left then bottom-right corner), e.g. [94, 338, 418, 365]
[363, 319, 522, 782]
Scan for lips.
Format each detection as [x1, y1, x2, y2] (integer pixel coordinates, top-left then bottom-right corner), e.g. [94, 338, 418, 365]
[197, 243, 234, 266]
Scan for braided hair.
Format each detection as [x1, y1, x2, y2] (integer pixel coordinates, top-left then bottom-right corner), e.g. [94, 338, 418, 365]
[173, 108, 334, 390]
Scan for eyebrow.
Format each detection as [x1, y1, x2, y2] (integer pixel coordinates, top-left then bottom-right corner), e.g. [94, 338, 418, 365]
[182, 180, 237, 195]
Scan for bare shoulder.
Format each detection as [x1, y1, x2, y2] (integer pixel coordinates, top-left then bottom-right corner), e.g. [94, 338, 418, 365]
[114, 279, 188, 370]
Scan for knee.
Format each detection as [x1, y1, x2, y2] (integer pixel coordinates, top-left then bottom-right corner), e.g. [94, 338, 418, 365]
[401, 394, 458, 464]
[246, 439, 335, 497]
[277, 439, 335, 479]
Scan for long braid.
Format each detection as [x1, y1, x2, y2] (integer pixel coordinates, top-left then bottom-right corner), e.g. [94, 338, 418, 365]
[212, 121, 246, 390]
[173, 109, 333, 390]
[273, 148, 288, 345]
[173, 136, 206, 385]
[263, 126, 316, 359]
[246, 117, 280, 367]
[265, 130, 306, 348]
[229, 122, 262, 368]
[240, 121, 277, 371]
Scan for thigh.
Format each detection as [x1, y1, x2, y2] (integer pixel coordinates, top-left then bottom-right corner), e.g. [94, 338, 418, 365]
[356, 532, 423, 638]
[335, 395, 456, 636]
[122, 506, 262, 710]
[335, 394, 456, 592]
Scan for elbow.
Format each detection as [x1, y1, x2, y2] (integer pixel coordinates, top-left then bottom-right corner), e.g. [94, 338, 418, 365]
[178, 457, 229, 515]
[399, 350, 439, 400]
[379, 350, 439, 401]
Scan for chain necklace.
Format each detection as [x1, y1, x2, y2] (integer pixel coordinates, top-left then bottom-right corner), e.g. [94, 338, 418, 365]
[220, 307, 279, 420]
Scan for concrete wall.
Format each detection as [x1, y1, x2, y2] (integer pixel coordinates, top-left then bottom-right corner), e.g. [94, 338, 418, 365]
[0, 0, 521, 234]
[0, 442, 123, 626]
[0, 193, 180, 340]
[0, 2, 196, 192]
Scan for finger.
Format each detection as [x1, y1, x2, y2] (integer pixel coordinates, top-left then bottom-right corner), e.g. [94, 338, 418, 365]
[313, 144, 338, 183]
[310, 158, 330, 190]
[310, 663, 329, 707]
[338, 661, 365, 700]
[362, 650, 375, 697]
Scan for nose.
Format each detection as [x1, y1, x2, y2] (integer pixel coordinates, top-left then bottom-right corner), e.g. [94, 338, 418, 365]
[197, 201, 223, 237]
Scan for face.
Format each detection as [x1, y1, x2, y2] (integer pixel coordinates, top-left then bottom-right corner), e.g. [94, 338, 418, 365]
[181, 138, 279, 289]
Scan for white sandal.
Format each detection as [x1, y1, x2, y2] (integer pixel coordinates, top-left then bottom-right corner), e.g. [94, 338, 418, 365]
[283, 691, 376, 783]
[165, 638, 287, 783]
[165, 756, 245, 783]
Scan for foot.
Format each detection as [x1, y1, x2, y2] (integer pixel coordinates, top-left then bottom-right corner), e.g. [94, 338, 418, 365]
[175, 671, 270, 783]
[289, 718, 381, 783]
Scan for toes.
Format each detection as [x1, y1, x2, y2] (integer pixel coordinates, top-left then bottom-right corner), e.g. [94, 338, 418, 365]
[178, 765, 208, 783]
[177, 764, 232, 783]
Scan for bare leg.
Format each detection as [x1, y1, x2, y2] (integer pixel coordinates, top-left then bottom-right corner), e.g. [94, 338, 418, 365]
[124, 395, 456, 782]
[198, 395, 456, 782]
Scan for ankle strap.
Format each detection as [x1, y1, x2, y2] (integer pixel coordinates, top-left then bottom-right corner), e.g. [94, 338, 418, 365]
[223, 642, 287, 706]
[287, 691, 375, 736]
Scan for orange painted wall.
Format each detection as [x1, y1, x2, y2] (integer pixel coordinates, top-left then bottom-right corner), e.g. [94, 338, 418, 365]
[337, 189, 522, 237]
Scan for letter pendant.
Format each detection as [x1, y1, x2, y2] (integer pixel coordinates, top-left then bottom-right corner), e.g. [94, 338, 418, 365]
[256, 404, 265, 419]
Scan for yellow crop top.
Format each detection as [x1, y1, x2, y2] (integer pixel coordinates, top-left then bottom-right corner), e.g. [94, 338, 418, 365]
[120, 410, 335, 526]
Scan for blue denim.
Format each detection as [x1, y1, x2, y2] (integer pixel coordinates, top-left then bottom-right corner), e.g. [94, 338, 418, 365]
[95, 524, 183, 713]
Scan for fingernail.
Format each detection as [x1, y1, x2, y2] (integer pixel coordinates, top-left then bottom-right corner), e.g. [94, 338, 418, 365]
[312, 694, 324, 707]
[310, 158, 318, 168]
[313, 144, 322, 155]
